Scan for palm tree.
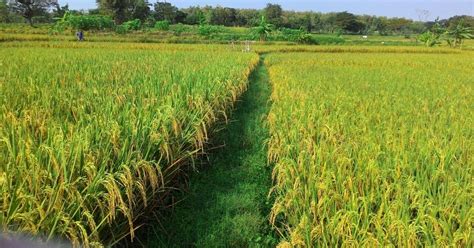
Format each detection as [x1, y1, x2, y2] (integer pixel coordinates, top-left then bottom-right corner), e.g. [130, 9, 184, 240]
[446, 21, 474, 49]
[253, 16, 273, 41]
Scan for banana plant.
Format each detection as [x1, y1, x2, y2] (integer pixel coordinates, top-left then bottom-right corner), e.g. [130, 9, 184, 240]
[418, 31, 441, 47]
[446, 21, 474, 49]
[253, 16, 274, 41]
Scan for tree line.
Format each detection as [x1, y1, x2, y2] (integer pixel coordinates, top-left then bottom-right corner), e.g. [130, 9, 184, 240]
[1, 0, 473, 36]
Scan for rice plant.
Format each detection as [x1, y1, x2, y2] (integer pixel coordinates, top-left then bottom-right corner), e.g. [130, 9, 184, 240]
[265, 52, 474, 247]
[0, 43, 259, 247]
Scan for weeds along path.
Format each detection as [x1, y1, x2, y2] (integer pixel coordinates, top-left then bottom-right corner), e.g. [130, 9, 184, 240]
[146, 55, 277, 247]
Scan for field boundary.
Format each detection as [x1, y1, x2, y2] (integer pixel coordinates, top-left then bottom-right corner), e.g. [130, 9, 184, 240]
[143, 55, 278, 247]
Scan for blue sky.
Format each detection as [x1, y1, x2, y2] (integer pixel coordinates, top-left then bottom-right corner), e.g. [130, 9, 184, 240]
[60, 0, 473, 20]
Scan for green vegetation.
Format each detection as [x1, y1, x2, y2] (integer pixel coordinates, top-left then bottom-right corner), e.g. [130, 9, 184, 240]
[0, 3, 473, 246]
[446, 21, 474, 48]
[265, 52, 474, 246]
[418, 20, 474, 48]
[147, 57, 277, 247]
[253, 16, 274, 41]
[52, 13, 115, 32]
[154, 20, 170, 30]
[116, 19, 142, 33]
[2, 1, 473, 47]
[418, 31, 442, 47]
[0, 42, 258, 247]
[2, 2, 473, 45]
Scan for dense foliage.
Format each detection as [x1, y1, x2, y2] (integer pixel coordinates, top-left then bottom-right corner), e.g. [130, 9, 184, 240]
[153, 19, 169, 30]
[1, 1, 473, 37]
[418, 20, 474, 48]
[52, 12, 114, 32]
[7, 0, 57, 26]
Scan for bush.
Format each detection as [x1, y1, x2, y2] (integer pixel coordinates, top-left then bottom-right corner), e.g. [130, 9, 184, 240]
[280, 28, 305, 41]
[296, 33, 318, 45]
[53, 13, 114, 32]
[154, 20, 170, 31]
[276, 28, 320, 44]
[172, 23, 187, 36]
[313, 35, 345, 45]
[198, 25, 223, 37]
[122, 19, 141, 31]
[418, 31, 441, 47]
[115, 24, 129, 34]
[68, 15, 114, 31]
[144, 17, 156, 28]
[115, 19, 141, 34]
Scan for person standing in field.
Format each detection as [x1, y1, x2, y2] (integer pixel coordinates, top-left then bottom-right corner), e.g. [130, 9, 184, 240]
[76, 30, 84, 41]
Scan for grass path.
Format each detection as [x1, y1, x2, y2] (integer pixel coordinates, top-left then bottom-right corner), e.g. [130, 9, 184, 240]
[146, 56, 277, 247]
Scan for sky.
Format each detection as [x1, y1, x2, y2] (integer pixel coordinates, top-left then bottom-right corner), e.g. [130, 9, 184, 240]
[60, 0, 474, 20]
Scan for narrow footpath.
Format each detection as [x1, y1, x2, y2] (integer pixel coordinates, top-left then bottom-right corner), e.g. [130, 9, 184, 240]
[147, 56, 277, 247]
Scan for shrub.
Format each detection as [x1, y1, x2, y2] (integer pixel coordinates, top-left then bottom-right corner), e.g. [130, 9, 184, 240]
[115, 19, 142, 34]
[252, 16, 274, 41]
[445, 21, 474, 48]
[313, 35, 345, 45]
[198, 25, 223, 37]
[418, 31, 441, 47]
[172, 23, 186, 36]
[296, 33, 318, 45]
[275, 28, 320, 44]
[115, 25, 129, 34]
[144, 17, 156, 28]
[52, 13, 114, 32]
[154, 20, 170, 31]
[68, 15, 114, 31]
[122, 19, 141, 31]
[280, 28, 304, 41]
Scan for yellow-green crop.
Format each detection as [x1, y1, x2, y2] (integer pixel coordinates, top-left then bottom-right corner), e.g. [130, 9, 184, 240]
[266, 52, 473, 247]
[0, 43, 259, 247]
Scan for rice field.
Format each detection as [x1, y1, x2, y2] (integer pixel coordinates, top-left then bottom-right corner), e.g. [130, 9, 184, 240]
[265, 52, 474, 246]
[0, 43, 259, 247]
[1, 39, 473, 247]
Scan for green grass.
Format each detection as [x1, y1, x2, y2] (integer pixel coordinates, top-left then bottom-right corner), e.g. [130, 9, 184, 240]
[145, 56, 278, 247]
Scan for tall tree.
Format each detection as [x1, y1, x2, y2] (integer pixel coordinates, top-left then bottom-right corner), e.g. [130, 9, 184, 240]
[322, 12, 338, 33]
[130, 0, 150, 21]
[51, 2, 68, 18]
[372, 16, 388, 35]
[283, 12, 314, 31]
[264, 3, 282, 27]
[312, 13, 323, 33]
[96, 0, 132, 24]
[446, 15, 474, 29]
[0, 0, 9, 22]
[235, 9, 259, 26]
[174, 10, 186, 23]
[334, 11, 365, 33]
[154, 1, 177, 23]
[210, 6, 237, 26]
[384, 17, 412, 33]
[8, 0, 56, 26]
[182, 6, 203, 25]
[303, 13, 314, 32]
